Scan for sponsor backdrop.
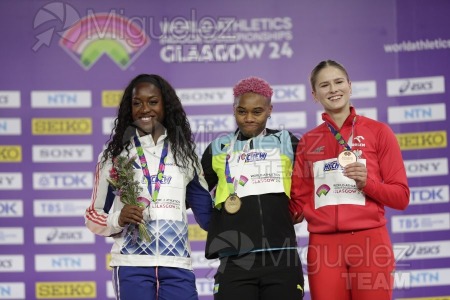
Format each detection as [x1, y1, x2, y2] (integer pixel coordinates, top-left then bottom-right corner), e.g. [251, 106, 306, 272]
[0, 0, 449, 299]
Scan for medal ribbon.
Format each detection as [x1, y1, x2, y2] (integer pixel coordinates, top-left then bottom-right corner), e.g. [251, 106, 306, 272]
[133, 135, 169, 202]
[224, 130, 266, 196]
[326, 116, 356, 151]
[225, 136, 252, 196]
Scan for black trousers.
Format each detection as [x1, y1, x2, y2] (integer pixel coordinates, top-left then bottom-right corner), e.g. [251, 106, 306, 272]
[213, 249, 304, 300]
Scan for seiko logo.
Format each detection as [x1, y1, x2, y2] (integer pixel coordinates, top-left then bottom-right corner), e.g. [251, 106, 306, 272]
[32, 118, 92, 135]
[0, 146, 21, 162]
[36, 282, 96, 298]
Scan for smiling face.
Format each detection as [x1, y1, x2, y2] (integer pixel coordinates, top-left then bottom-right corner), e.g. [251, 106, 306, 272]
[312, 66, 352, 114]
[131, 82, 165, 136]
[234, 92, 272, 138]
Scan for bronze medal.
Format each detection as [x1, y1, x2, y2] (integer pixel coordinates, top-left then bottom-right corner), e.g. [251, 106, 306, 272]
[337, 150, 357, 167]
[224, 194, 241, 214]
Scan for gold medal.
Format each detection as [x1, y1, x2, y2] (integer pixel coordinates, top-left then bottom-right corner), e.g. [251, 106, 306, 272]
[337, 150, 357, 167]
[224, 194, 241, 214]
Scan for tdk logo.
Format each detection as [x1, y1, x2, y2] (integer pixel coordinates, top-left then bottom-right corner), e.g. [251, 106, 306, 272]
[0, 200, 23, 217]
[272, 85, 306, 102]
[410, 185, 449, 205]
[33, 172, 93, 190]
[188, 115, 234, 133]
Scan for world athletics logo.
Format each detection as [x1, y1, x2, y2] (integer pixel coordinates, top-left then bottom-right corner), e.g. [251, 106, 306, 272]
[33, 2, 150, 70]
[316, 184, 330, 197]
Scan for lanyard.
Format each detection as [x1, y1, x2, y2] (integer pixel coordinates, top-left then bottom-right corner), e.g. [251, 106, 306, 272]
[326, 116, 356, 151]
[133, 135, 169, 202]
[225, 136, 252, 195]
[224, 130, 266, 195]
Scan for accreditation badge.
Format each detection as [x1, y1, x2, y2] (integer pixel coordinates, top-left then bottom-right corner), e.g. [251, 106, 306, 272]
[224, 194, 241, 214]
[337, 150, 357, 167]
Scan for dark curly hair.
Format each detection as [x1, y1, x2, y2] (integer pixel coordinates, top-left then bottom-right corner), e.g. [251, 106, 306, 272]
[101, 74, 199, 170]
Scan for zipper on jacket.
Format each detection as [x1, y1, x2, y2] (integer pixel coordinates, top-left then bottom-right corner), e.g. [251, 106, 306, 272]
[257, 195, 265, 237]
[335, 206, 339, 231]
[251, 140, 265, 238]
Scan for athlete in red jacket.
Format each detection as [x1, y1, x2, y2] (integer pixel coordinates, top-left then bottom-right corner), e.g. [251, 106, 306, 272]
[290, 60, 409, 300]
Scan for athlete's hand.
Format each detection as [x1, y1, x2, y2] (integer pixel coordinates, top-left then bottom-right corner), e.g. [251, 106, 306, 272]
[118, 204, 145, 227]
[343, 162, 367, 190]
[292, 212, 304, 224]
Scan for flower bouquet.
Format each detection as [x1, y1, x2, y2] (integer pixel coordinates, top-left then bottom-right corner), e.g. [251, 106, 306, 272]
[107, 155, 151, 242]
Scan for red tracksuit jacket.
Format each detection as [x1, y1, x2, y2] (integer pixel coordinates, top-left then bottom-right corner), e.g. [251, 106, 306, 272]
[290, 107, 409, 233]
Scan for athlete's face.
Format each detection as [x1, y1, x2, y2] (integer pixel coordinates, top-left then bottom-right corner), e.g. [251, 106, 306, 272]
[312, 66, 352, 114]
[234, 92, 272, 138]
[131, 82, 165, 136]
